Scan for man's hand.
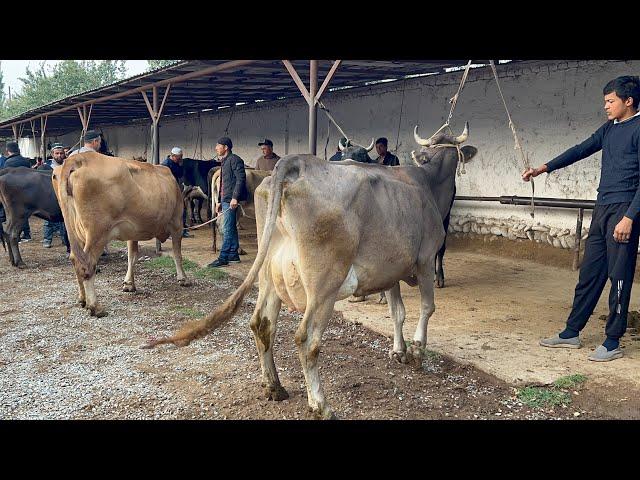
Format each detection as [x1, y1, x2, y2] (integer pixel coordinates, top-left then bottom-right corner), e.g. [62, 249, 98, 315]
[230, 198, 238, 210]
[522, 164, 548, 182]
[614, 216, 633, 243]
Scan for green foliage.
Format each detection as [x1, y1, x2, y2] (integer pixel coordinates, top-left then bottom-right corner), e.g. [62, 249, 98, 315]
[1, 60, 127, 120]
[517, 387, 571, 408]
[0, 62, 5, 115]
[553, 374, 587, 389]
[193, 267, 227, 281]
[147, 60, 180, 70]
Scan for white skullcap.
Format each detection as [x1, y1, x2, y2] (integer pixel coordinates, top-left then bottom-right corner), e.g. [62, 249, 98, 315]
[171, 147, 183, 155]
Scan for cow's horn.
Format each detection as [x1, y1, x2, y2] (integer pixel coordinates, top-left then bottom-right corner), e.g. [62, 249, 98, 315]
[338, 137, 348, 151]
[364, 138, 375, 152]
[454, 122, 469, 144]
[414, 125, 432, 146]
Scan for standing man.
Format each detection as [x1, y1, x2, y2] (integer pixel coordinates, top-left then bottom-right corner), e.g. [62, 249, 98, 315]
[161, 147, 191, 238]
[255, 138, 280, 171]
[69, 130, 102, 155]
[1, 142, 33, 242]
[374, 137, 400, 166]
[208, 136, 247, 268]
[38, 143, 67, 248]
[524, 75, 640, 362]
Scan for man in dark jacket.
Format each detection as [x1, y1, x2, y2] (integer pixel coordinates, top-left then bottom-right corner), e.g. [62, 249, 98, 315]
[329, 137, 348, 161]
[525, 75, 640, 362]
[208, 136, 247, 268]
[161, 147, 191, 238]
[1, 142, 33, 241]
[374, 137, 400, 166]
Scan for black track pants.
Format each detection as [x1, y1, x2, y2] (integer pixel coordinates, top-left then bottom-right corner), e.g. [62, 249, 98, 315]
[565, 202, 640, 340]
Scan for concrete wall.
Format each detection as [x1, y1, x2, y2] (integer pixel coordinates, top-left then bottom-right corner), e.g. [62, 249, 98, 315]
[35, 59, 640, 249]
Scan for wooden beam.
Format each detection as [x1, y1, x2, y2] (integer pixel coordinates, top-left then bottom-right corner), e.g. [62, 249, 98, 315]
[141, 90, 155, 120]
[157, 84, 171, 118]
[282, 60, 311, 105]
[314, 60, 342, 104]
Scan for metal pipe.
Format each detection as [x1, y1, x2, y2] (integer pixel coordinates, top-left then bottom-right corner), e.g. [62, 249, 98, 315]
[573, 208, 584, 271]
[456, 195, 595, 210]
[309, 60, 318, 155]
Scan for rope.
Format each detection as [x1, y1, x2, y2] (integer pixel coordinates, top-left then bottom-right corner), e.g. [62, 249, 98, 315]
[223, 109, 234, 135]
[489, 60, 535, 218]
[446, 60, 472, 126]
[432, 143, 466, 175]
[318, 101, 349, 140]
[394, 79, 407, 153]
[185, 204, 255, 231]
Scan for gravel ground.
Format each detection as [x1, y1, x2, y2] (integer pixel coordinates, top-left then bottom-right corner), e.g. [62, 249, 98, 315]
[0, 223, 603, 420]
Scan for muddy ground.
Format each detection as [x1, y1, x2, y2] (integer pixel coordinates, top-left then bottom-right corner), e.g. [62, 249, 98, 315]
[0, 219, 620, 420]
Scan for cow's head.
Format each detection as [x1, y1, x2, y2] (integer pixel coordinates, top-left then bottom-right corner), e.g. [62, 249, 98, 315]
[411, 122, 477, 168]
[338, 137, 375, 163]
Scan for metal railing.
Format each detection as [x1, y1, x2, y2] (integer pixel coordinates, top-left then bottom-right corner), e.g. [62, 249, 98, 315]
[454, 195, 595, 270]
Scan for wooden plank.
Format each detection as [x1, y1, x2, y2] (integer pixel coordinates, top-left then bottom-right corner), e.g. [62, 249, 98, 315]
[282, 60, 311, 105]
[315, 60, 341, 103]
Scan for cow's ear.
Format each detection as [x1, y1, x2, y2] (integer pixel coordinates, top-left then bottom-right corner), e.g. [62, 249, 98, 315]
[461, 146, 477, 163]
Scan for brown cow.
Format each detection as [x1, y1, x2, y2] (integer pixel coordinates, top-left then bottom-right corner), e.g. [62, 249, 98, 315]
[52, 152, 190, 317]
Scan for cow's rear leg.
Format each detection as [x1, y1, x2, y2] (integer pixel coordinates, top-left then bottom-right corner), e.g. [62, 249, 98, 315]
[295, 296, 338, 420]
[408, 259, 437, 367]
[71, 257, 87, 307]
[386, 282, 408, 364]
[249, 277, 287, 400]
[80, 237, 109, 317]
[170, 230, 191, 287]
[122, 240, 139, 292]
[5, 220, 25, 268]
[435, 244, 446, 288]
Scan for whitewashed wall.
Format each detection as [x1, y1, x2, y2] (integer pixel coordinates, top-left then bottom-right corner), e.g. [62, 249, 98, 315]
[31, 59, 640, 247]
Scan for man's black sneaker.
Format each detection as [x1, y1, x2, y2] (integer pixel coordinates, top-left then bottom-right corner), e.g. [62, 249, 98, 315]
[208, 258, 229, 268]
[228, 256, 241, 263]
[182, 230, 192, 238]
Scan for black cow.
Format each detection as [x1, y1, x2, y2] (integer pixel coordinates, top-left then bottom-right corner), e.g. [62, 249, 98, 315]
[337, 137, 376, 163]
[412, 122, 477, 288]
[181, 158, 219, 224]
[0, 167, 70, 267]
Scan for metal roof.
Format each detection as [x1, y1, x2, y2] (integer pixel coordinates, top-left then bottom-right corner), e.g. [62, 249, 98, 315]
[0, 60, 521, 138]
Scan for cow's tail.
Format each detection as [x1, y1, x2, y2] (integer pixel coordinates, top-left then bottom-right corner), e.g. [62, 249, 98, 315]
[0, 220, 5, 251]
[143, 157, 295, 349]
[56, 157, 93, 279]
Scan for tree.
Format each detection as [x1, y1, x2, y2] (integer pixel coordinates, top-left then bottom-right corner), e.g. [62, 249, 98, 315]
[1, 60, 128, 120]
[147, 60, 180, 70]
[0, 61, 5, 118]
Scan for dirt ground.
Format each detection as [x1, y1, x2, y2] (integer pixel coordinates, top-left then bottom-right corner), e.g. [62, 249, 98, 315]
[0, 218, 626, 420]
[146, 214, 640, 419]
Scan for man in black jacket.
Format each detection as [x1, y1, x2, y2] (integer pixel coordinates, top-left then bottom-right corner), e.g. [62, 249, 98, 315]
[208, 137, 247, 268]
[524, 75, 640, 362]
[1, 142, 33, 241]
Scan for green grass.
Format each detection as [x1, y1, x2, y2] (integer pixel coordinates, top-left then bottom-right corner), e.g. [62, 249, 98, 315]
[553, 374, 587, 389]
[517, 374, 587, 408]
[517, 387, 571, 408]
[110, 240, 127, 249]
[144, 255, 227, 281]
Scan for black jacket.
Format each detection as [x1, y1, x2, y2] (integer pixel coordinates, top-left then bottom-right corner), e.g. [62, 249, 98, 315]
[161, 156, 184, 185]
[2, 153, 31, 169]
[218, 152, 247, 203]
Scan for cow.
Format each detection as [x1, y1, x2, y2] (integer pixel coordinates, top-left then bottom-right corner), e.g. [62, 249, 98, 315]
[181, 158, 219, 225]
[0, 167, 70, 267]
[336, 137, 376, 163]
[182, 184, 208, 225]
[144, 139, 472, 418]
[412, 122, 477, 288]
[52, 152, 190, 318]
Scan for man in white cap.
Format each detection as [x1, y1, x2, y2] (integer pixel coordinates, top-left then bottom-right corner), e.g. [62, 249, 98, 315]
[162, 147, 191, 237]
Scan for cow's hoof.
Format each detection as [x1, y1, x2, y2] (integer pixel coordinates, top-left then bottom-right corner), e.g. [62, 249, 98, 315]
[389, 350, 408, 364]
[435, 275, 445, 288]
[309, 405, 337, 420]
[406, 343, 425, 368]
[378, 296, 388, 305]
[17, 262, 27, 269]
[238, 248, 247, 255]
[265, 384, 289, 401]
[77, 299, 86, 308]
[89, 306, 108, 318]
[348, 296, 366, 303]
[122, 282, 136, 293]
[178, 278, 191, 287]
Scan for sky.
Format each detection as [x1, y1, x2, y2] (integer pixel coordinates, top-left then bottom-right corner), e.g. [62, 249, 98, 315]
[0, 60, 149, 96]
